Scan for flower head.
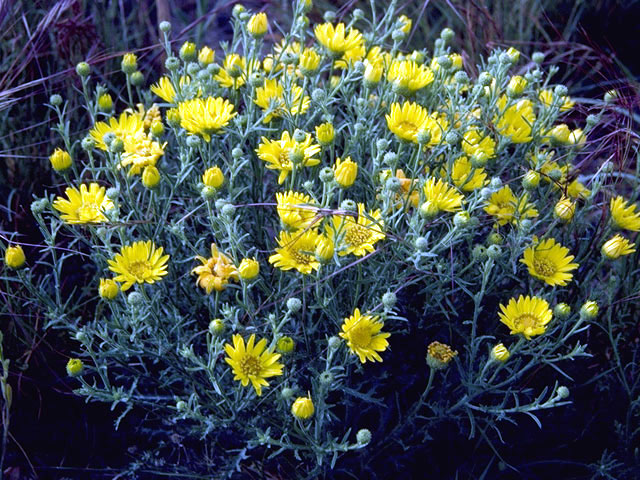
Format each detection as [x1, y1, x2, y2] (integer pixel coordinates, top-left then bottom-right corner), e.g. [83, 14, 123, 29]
[49, 148, 72, 172]
[247, 12, 268, 37]
[610, 196, 640, 231]
[520, 237, 578, 286]
[386, 59, 434, 95]
[4, 245, 25, 269]
[496, 96, 535, 143]
[385, 101, 429, 143]
[177, 97, 236, 141]
[314, 23, 364, 58]
[238, 258, 260, 279]
[191, 243, 239, 293]
[333, 156, 358, 188]
[484, 185, 538, 225]
[491, 343, 510, 362]
[276, 191, 318, 231]
[461, 129, 496, 162]
[120, 132, 165, 176]
[98, 278, 119, 299]
[422, 177, 464, 214]
[327, 204, 385, 256]
[254, 79, 309, 123]
[52, 183, 114, 224]
[426, 341, 458, 370]
[89, 112, 144, 150]
[269, 229, 321, 274]
[601, 234, 636, 259]
[498, 295, 553, 340]
[214, 54, 254, 89]
[339, 308, 390, 363]
[224, 334, 283, 396]
[291, 395, 314, 419]
[443, 156, 488, 192]
[107, 241, 169, 291]
[256, 131, 320, 184]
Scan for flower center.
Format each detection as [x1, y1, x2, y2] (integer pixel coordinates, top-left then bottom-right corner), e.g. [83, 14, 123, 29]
[349, 324, 372, 348]
[291, 249, 312, 265]
[278, 149, 293, 168]
[398, 121, 418, 136]
[129, 260, 150, 279]
[345, 224, 371, 247]
[77, 204, 101, 222]
[513, 314, 538, 330]
[239, 354, 261, 376]
[533, 257, 556, 277]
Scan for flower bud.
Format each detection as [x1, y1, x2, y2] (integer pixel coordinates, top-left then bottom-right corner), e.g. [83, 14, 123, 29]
[486, 244, 502, 259]
[97, 93, 113, 112]
[300, 48, 320, 75]
[76, 61, 90, 77]
[247, 12, 268, 37]
[436, 55, 452, 69]
[532, 52, 545, 64]
[142, 165, 161, 188]
[478, 72, 492, 87]
[31, 198, 48, 215]
[580, 300, 599, 319]
[276, 336, 295, 354]
[328, 336, 341, 350]
[291, 395, 314, 419]
[286, 297, 302, 314]
[121, 53, 137, 74]
[554, 303, 571, 318]
[522, 170, 540, 189]
[426, 341, 458, 370]
[382, 291, 397, 310]
[356, 428, 372, 445]
[453, 211, 470, 228]
[506, 47, 520, 63]
[315, 235, 334, 262]
[110, 137, 124, 153]
[179, 41, 197, 62]
[490, 343, 510, 362]
[319, 370, 333, 386]
[556, 386, 570, 399]
[98, 278, 119, 300]
[601, 234, 636, 260]
[209, 318, 225, 335]
[202, 166, 224, 188]
[554, 197, 575, 222]
[281, 387, 295, 400]
[130, 71, 144, 87]
[472, 244, 487, 260]
[165, 56, 180, 71]
[127, 291, 144, 307]
[440, 28, 454, 43]
[334, 157, 358, 188]
[363, 62, 383, 87]
[238, 258, 259, 279]
[415, 237, 429, 251]
[66, 358, 84, 377]
[49, 94, 63, 106]
[159, 21, 172, 33]
[49, 148, 72, 172]
[4, 245, 25, 269]
[340, 199, 357, 212]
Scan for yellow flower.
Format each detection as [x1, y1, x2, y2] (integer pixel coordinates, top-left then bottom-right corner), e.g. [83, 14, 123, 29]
[97, 93, 113, 112]
[108, 241, 169, 291]
[386, 59, 434, 95]
[120, 132, 165, 176]
[554, 196, 575, 222]
[498, 295, 553, 340]
[247, 12, 268, 37]
[256, 131, 321, 184]
[299, 48, 321, 74]
[496, 96, 535, 143]
[315, 234, 335, 262]
[150, 76, 177, 103]
[4, 245, 25, 269]
[610, 196, 640, 231]
[491, 343, 510, 362]
[461, 129, 495, 162]
[276, 191, 318, 231]
[141, 165, 161, 188]
[442, 156, 488, 192]
[191, 243, 239, 293]
[203, 166, 225, 188]
[89, 112, 144, 150]
[177, 97, 236, 141]
[507, 75, 527, 96]
[269, 229, 321, 274]
[426, 341, 458, 370]
[315, 122, 335, 146]
[601, 234, 636, 259]
[339, 308, 390, 363]
[363, 60, 383, 86]
[333, 156, 358, 188]
[253, 79, 309, 123]
[238, 258, 260, 279]
[224, 334, 283, 396]
[121, 53, 137, 73]
[545, 124, 571, 145]
[66, 358, 84, 377]
[52, 183, 114, 224]
[49, 148, 72, 172]
[327, 204, 385, 257]
[520, 237, 578, 286]
[398, 14, 412, 34]
[198, 46, 215, 66]
[385, 101, 429, 143]
[214, 54, 254, 89]
[484, 186, 538, 226]
[538, 89, 574, 112]
[422, 177, 464, 214]
[291, 395, 314, 419]
[314, 23, 364, 58]
[98, 278, 119, 299]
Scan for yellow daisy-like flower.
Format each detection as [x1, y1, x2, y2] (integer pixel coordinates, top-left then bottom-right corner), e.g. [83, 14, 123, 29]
[496, 96, 535, 143]
[253, 79, 310, 123]
[52, 183, 114, 224]
[256, 131, 321, 184]
[177, 97, 236, 142]
[214, 54, 254, 89]
[150, 76, 177, 103]
[89, 112, 144, 150]
[107, 241, 170, 291]
[385, 101, 429, 143]
[276, 191, 318, 231]
[610, 196, 640, 232]
[224, 334, 283, 396]
[119, 132, 165, 176]
[520, 237, 578, 286]
[339, 308, 390, 363]
[538, 89, 574, 112]
[327, 204, 385, 257]
[484, 185, 539, 226]
[601, 234, 636, 259]
[386, 59, 434, 95]
[498, 295, 553, 340]
[191, 243, 239, 294]
[422, 177, 464, 214]
[461, 129, 496, 162]
[314, 23, 363, 58]
[442, 156, 488, 192]
[269, 229, 321, 274]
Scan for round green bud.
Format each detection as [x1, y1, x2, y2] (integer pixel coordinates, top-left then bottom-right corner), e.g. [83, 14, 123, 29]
[76, 61, 90, 77]
[311, 88, 326, 103]
[319, 370, 333, 386]
[129, 71, 144, 87]
[319, 167, 334, 183]
[383, 152, 398, 165]
[554, 85, 568, 98]
[385, 177, 402, 192]
[453, 211, 470, 228]
[186, 62, 200, 77]
[437, 55, 452, 69]
[176, 400, 187, 411]
[486, 244, 502, 259]
[472, 244, 487, 260]
[221, 204, 235, 219]
[454, 71, 469, 84]
[31, 198, 48, 215]
[487, 232, 503, 245]
[382, 291, 397, 310]
[81, 136, 96, 151]
[110, 138, 124, 153]
[415, 237, 429, 251]
[489, 177, 502, 189]
[445, 131, 459, 145]
[376, 139, 389, 151]
[532, 52, 545, 64]
[293, 129, 307, 143]
[186, 135, 201, 149]
[49, 94, 63, 106]
[548, 168, 563, 182]
[554, 303, 571, 319]
[478, 72, 492, 86]
[556, 386, 570, 399]
[327, 336, 341, 350]
[323, 11, 336, 22]
[281, 387, 295, 400]
[127, 291, 144, 306]
[440, 28, 454, 43]
[201, 186, 217, 200]
[159, 21, 172, 33]
[356, 429, 372, 445]
[105, 187, 120, 200]
[165, 56, 180, 71]
[286, 297, 302, 313]
[340, 199, 357, 212]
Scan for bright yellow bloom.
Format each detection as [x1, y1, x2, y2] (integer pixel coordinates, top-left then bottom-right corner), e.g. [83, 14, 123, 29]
[315, 234, 335, 262]
[4, 245, 25, 269]
[363, 60, 383, 85]
[601, 234, 636, 259]
[224, 334, 283, 396]
[484, 186, 538, 226]
[191, 243, 239, 293]
[299, 48, 321, 74]
[150, 76, 177, 103]
[443, 156, 488, 192]
[545, 124, 571, 145]
[203, 166, 225, 188]
[247, 12, 268, 37]
[314, 23, 364, 58]
[385, 101, 429, 143]
[253, 79, 309, 123]
[268, 229, 321, 275]
[238, 258, 260, 279]
[291, 395, 314, 419]
[520, 237, 578, 286]
[398, 14, 412, 34]
[327, 204, 385, 257]
[491, 343, 510, 362]
[89, 112, 144, 150]
[507, 75, 527, 95]
[461, 129, 495, 162]
[538, 89, 574, 112]
[422, 177, 464, 214]
[49, 148, 72, 172]
[498, 295, 553, 340]
[315, 122, 335, 145]
[98, 278, 119, 299]
[386, 59, 434, 95]
[177, 97, 236, 141]
[108, 241, 169, 291]
[141, 165, 161, 188]
[333, 156, 358, 188]
[610, 196, 640, 231]
[120, 132, 165, 176]
[52, 183, 114, 224]
[198, 46, 215, 66]
[256, 131, 321, 184]
[339, 308, 390, 363]
[214, 54, 254, 89]
[496, 96, 535, 143]
[276, 191, 318, 231]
